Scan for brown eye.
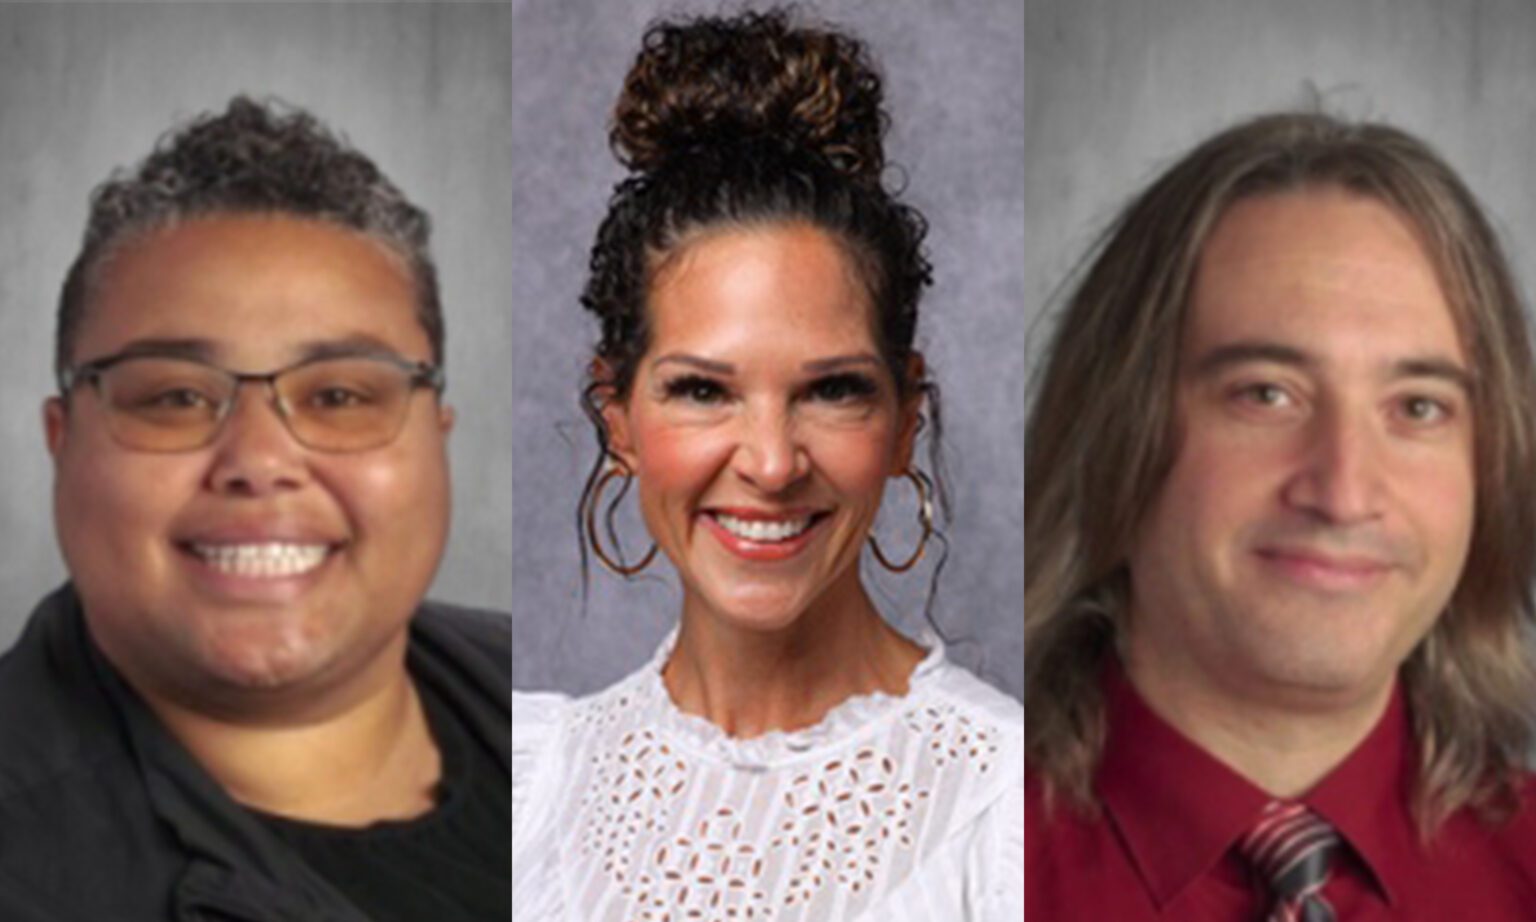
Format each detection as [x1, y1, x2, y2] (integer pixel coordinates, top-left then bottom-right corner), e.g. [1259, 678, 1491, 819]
[663, 375, 727, 404]
[309, 388, 373, 409]
[1233, 382, 1293, 409]
[144, 388, 216, 410]
[1401, 396, 1449, 424]
[808, 373, 878, 403]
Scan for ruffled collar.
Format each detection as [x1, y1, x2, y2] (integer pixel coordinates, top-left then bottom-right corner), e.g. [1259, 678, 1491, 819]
[636, 625, 946, 770]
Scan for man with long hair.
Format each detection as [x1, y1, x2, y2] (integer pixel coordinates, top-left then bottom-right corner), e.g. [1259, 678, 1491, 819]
[1026, 112, 1536, 919]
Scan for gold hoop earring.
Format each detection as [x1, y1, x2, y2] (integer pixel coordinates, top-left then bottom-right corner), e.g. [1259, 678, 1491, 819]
[869, 468, 934, 573]
[586, 464, 658, 577]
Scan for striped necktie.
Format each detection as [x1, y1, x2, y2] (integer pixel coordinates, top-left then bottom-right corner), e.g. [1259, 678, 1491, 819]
[1237, 801, 1341, 922]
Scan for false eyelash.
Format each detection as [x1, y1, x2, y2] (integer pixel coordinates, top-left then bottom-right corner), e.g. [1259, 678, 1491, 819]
[808, 373, 880, 401]
[661, 374, 728, 402]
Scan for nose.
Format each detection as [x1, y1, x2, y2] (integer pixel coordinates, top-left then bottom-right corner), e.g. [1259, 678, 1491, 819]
[1280, 402, 1383, 525]
[206, 384, 310, 496]
[731, 403, 810, 494]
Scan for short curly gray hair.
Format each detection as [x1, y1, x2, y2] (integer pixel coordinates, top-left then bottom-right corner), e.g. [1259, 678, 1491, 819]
[55, 95, 442, 378]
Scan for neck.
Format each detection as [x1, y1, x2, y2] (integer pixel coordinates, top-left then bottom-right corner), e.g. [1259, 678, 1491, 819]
[135, 642, 441, 826]
[663, 574, 926, 739]
[1122, 645, 1393, 798]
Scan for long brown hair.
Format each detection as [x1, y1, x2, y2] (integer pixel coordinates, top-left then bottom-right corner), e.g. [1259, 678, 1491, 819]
[1025, 112, 1536, 835]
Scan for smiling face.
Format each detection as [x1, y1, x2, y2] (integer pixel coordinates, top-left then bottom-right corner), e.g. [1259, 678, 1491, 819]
[1124, 187, 1475, 716]
[47, 213, 453, 714]
[604, 222, 917, 632]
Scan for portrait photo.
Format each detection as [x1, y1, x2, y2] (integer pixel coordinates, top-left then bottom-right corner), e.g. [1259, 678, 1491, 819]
[0, 3, 514, 918]
[511, 0, 1025, 702]
[1025, 2, 1536, 918]
[510, 2, 1024, 919]
[0, 1, 514, 644]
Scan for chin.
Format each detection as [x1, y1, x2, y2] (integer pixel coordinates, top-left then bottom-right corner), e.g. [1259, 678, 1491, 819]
[1236, 638, 1398, 703]
[191, 619, 339, 690]
[696, 584, 817, 633]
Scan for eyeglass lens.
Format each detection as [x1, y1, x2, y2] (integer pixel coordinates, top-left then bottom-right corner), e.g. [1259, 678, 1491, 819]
[94, 356, 419, 452]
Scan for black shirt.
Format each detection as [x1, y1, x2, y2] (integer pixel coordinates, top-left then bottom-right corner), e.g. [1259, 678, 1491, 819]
[258, 681, 511, 921]
[0, 584, 510, 921]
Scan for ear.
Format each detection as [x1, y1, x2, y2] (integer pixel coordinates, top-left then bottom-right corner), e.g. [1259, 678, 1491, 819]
[592, 358, 639, 471]
[43, 397, 69, 461]
[891, 352, 925, 474]
[437, 403, 456, 437]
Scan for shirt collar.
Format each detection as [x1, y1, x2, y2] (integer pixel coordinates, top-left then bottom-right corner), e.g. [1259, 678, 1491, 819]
[639, 625, 948, 769]
[1303, 681, 1417, 907]
[1097, 663, 1414, 910]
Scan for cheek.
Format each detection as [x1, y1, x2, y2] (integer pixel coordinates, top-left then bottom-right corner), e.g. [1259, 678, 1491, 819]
[323, 457, 405, 514]
[811, 422, 901, 502]
[56, 446, 200, 545]
[52, 447, 203, 609]
[628, 417, 732, 498]
[1403, 453, 1475, 552]
[1140, 425, 1274, 552]
[318, 440, 451, 537]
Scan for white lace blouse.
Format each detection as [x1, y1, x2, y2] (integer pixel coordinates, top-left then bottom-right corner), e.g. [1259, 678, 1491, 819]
[512, 631, 1023, 921]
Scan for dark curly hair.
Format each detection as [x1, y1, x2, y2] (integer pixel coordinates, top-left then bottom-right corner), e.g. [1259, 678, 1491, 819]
[578, 7, 946, 588]
[55, 95, 442, 378]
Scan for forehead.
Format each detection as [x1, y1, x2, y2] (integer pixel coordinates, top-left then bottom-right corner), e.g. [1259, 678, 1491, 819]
[77, 213, 427, 367]
[647, 222, 875, 353]
[1185, 188, 1463, 367]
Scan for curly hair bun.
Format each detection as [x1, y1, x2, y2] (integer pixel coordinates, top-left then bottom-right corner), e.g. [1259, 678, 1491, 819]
[612, 8, 888, 184]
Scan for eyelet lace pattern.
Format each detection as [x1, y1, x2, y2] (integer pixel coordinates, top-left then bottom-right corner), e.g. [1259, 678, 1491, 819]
[514, 630, 1022, 922]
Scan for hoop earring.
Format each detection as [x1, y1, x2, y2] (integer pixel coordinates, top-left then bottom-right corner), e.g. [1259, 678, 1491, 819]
[586, 464, 658, 577]
[868, 468, 934, 573]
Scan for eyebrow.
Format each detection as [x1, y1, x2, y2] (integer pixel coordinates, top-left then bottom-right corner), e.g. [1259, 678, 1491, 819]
[650, 352, 883, 376]
[107, 338, 218, 362]
[652, 353, 735, 375]
[100, 334, 417, 366]
[293, 335, 417, 363]
[1192, 340, 1474, 393]
[803, 353, 883, 374]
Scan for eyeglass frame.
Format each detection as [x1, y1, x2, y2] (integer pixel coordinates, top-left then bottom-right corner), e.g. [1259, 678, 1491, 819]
[56, 348, 447, 453]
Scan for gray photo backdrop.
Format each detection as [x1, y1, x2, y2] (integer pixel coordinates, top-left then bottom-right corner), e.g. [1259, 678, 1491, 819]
[511, 0, 1026, 701]
[0, 2, 513, 646]
[1026, 0, 1536, 716]
[1026, 0, 1536, 372]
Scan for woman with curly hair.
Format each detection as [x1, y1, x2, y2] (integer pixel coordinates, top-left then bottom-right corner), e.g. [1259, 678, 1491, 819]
[512, 10, 1022, 920]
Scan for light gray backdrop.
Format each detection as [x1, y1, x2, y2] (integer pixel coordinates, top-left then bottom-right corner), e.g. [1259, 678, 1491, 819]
[1026, 0, 1536, 369]
[510, 0, 1026, 701]
[0, 1, 513, 646]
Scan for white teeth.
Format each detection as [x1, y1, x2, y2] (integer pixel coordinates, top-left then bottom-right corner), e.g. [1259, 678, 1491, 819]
[714, 514, 813, 543]
[190, 542, 331, 578]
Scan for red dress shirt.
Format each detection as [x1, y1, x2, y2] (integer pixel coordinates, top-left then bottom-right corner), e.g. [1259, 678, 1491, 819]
[1026, 667, 1536, 920]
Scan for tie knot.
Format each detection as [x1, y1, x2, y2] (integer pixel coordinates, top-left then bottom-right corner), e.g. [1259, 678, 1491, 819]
[1239, 801, 1341, 901]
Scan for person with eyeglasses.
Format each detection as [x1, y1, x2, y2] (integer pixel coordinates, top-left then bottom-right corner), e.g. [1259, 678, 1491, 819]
[0, 98, 509, 921]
